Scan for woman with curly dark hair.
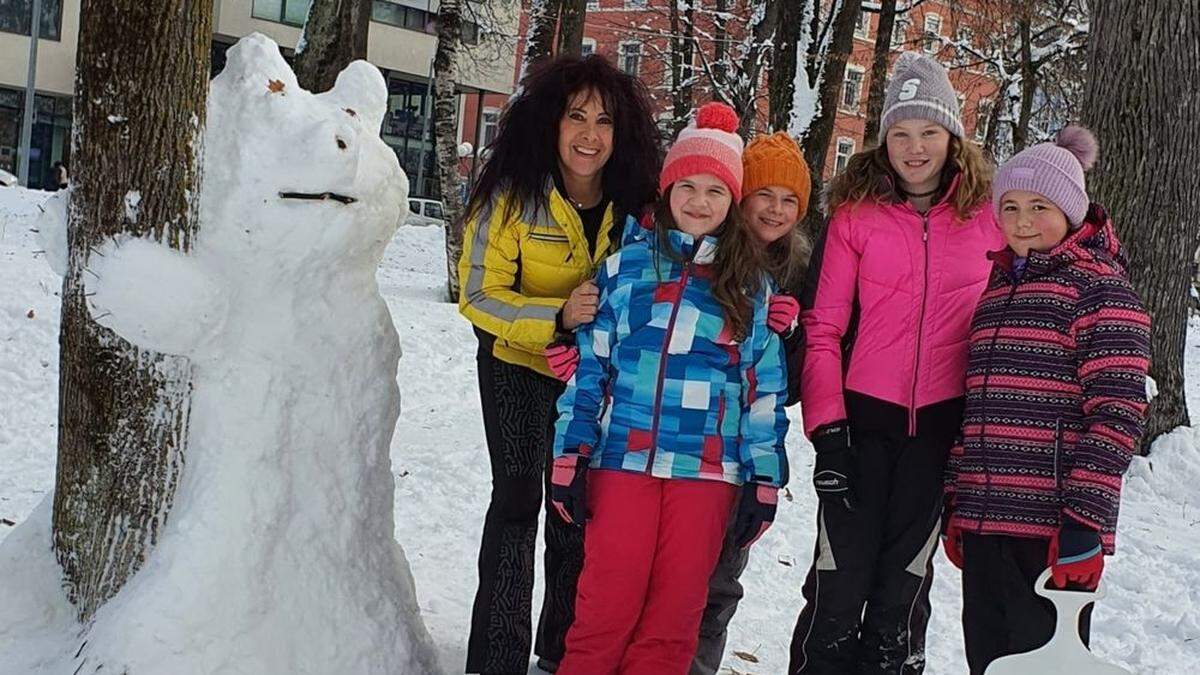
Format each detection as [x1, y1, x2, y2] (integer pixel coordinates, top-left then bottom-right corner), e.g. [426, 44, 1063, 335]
[457, 54, 660, 674]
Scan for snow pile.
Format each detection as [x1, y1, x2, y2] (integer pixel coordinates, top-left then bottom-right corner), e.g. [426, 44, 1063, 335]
[0, 33, 437, 674]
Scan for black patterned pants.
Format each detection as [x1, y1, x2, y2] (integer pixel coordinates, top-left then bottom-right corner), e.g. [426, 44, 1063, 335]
[466, 338, 583, 674]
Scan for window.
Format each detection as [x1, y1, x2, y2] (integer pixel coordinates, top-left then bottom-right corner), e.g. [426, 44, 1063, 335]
[481, 108, 500, 148]
[581, 38, 597, 57]
[425, 202, 444, 220]
[371, 1, 480, 45]
[855, 10, 870, 39]
[835, 138, 855, 174]
[974, 99, 993, 141]
[408, 200, 421, 215]
[923, 13, 943, 53]
[625, 0, 648, 8]
[0, 0, 64, 40]
[587, 0, 600, 8]
[253, 0, 311, 27]
[892, 18, 910, 47]
[842, 68, 865, 112]
[619, 42, 642, 76]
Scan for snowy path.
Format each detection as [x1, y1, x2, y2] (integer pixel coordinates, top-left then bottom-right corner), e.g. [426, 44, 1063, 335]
[3, 186, 1200, 673]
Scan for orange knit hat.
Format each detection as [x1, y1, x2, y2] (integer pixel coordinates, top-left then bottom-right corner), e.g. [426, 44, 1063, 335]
[742, 132, 811, 216]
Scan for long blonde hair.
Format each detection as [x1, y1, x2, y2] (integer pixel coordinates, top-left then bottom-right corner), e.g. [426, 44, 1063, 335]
[827, 136, 993, 221]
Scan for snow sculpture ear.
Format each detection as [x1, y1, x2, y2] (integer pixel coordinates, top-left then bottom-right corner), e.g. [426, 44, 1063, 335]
[212, 32, 300, 101]
[319, 60, 389, 134]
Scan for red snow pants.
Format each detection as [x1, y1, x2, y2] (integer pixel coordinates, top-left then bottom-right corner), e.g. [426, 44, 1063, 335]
[559, 469, 738, 675]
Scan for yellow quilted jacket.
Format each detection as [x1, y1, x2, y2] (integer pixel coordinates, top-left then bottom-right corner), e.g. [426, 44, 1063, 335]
[458, 184, 616, 377]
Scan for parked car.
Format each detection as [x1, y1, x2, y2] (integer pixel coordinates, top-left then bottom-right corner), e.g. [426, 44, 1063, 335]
[0, 169, 18, 187]
[405, 198, 447, 227]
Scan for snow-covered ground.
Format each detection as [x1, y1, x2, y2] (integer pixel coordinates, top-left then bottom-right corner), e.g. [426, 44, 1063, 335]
[3, 184, 1200, 673]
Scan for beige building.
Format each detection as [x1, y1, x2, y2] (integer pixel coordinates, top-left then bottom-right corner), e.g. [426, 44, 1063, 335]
[0, 0, 516, 195]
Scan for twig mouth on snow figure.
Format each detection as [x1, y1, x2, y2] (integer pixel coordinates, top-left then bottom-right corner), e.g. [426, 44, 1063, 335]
[278, 191, 357, 205]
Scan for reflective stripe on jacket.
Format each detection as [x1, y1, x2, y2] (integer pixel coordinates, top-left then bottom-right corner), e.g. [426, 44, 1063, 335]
[458, 182, 615, 377]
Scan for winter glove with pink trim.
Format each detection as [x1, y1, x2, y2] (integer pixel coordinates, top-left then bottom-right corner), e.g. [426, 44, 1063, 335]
[768, 294, 800, 335]
[1048, 518, 1104, 589]
[545, 340, 580, 383]
[550, 449, 590, 526]
[732, 482, 778, 548]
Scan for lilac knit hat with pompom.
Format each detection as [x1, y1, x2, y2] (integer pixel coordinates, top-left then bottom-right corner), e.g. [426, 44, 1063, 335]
[993, 125, 1099, 226]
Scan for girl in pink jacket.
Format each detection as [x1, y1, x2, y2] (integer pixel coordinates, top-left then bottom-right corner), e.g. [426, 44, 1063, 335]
[788, 52, 1003, 674]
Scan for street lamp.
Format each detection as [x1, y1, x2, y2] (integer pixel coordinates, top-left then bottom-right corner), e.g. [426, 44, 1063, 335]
[17, 0, 44, 187]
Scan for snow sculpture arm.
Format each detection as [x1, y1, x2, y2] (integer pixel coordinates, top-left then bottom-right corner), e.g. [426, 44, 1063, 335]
[86, 235, 226, 356]
[35, 189, 70, 277]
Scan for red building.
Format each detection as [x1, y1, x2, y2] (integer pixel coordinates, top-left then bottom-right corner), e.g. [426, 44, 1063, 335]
[467, 0, 1000, 183]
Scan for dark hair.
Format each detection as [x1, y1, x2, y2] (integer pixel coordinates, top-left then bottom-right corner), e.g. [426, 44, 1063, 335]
[652, 187, 764, 341]
[465, 55, 661, 228]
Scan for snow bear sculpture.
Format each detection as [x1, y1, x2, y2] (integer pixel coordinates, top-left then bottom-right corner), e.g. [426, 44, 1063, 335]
[62, 33, 439, 673]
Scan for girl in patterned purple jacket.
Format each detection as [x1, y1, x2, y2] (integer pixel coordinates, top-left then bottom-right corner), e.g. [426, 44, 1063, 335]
[942, 126, 1151, 674]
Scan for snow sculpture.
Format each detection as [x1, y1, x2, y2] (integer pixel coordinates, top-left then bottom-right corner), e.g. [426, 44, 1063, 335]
[35, 33, 438, 673]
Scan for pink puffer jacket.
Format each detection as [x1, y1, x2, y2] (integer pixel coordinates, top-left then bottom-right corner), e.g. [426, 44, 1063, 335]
[801, 186, 1003, 436]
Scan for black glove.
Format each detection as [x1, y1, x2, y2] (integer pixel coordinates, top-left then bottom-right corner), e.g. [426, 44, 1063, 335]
[731, 482, 779, 548]
[811, 422, 856, 511]
[550, 453, 590, 526]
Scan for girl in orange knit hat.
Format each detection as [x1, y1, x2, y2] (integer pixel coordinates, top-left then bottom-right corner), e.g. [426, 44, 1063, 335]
[692, 130, 814, 674]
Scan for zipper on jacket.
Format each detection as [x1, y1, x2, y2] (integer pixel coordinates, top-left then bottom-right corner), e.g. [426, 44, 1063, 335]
[908, 215, 931, 436]
[978, 279, 1020, 533]
[1053, 416, 1064, 521]
[647, 261, 692, 476]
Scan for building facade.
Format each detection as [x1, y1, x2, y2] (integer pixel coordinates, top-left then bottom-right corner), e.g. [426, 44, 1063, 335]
[495, 0, 1000, 182]
[0, 0, 515, 195]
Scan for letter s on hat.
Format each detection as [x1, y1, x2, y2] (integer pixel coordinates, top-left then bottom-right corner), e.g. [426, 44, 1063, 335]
[898, 78, 921, 101]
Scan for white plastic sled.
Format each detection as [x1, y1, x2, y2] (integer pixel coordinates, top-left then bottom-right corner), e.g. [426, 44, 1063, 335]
[985, 568, 1131, 675]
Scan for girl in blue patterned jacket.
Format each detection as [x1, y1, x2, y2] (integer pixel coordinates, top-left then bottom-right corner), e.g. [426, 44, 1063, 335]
[549, 103, 790, 674]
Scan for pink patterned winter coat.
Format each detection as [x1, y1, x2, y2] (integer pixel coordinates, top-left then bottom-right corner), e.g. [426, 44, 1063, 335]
[944, 204, 1151, 553]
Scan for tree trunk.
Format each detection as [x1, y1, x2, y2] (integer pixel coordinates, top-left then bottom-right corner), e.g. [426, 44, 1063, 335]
[1012, 16, 1035, 152]
[294, 0, 372, 94]
[1082, 0, 1200, 452]
[769, 0, 805, 131]
[800, 0, 862, 233]
[435, 0, 467, 302]
[863, 0, 897, 145]
[53, 0, 211, 622]
[712, 0, 729, 87]
[734, 0, 779, 138]
[556, 0, 587, 57]
[800, 0, 861, 176]
[670, 0, 696, 135]
[521, 0, 561, 79]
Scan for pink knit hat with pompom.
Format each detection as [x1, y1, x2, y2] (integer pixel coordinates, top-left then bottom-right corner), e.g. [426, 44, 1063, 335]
[993, 125, 1099, 226]
[660, 102, 745, 201]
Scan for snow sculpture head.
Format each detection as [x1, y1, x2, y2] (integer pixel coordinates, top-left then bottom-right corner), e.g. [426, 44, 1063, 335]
[203, 33, 408, 271]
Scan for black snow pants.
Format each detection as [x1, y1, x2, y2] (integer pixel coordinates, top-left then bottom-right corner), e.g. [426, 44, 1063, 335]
[960, 533, 1093, 675]
[466, 336, 583, 674]
[788, 404, 956, 675]
[691, 491, 752, 675]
